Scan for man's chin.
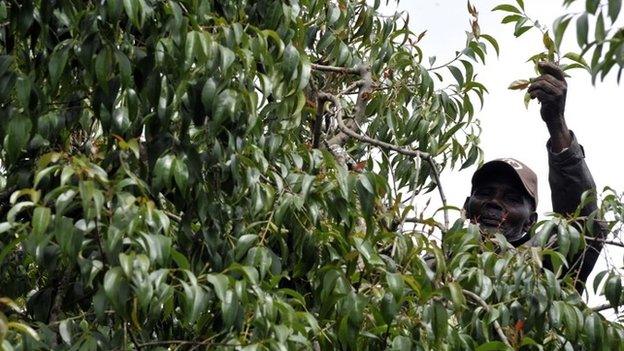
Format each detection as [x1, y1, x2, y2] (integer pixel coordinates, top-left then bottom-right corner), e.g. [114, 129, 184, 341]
[479, 225, 523, 242]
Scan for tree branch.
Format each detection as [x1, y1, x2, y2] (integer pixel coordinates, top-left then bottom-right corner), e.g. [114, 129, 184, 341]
[585, 236, 624, 249]
[462, 289, 512, 348]
[49, 272, 73, 348]
[318, 92, 450, 230]
[326, 65, 373, 146]
[311, 63, 361, 74]
[592, 303, 620, 312]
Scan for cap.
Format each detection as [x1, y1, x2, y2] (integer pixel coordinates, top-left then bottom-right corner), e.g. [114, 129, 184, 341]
[471, 158, 538, 207]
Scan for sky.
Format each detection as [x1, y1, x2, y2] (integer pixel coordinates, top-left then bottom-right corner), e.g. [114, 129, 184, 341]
[382, 1, 624, 315]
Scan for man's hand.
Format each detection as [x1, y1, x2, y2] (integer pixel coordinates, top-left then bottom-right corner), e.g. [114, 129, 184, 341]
[528, 62, 571, 152]
[528, 62, 567, 123]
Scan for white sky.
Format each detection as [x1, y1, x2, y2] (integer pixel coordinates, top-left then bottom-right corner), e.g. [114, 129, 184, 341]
[383, 1, 624, 315]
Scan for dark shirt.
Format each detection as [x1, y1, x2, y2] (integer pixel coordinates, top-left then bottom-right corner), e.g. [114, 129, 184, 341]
[532, 130, 605, 291]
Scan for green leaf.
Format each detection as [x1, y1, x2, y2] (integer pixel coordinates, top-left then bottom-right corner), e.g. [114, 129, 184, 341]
[219, 45, 235, 72]
[298, 55, 312, 90]
[16, 76, 31, 108]
[5, 116, 32, 162]
[476, 341, 510, 351]
[480, 34, 500, 56]
[32, 207, 51, 236]
[153, 154, 174, 190]
[115, 51, 133, 87]
[609, 0, 622, 21]
[282, 44, 300, 79]
[201, 78, 217, 112]
[59, 319, 72, 345]
[448, 282, 466, 308]
[448, 65, 464, 86]
[7, 322, 39, 341]
[207, 273, 229, 301]
[553, 16, 572, 50]
[234, 234, 258, 261]
[431, 300, 448, 340]
[564, 52, 589, 68]
[173, 158, 189, 194]
[104, 267, 125, 309]
[49, 45, 70, 87]
[576, 13, 589, 47]
[595, 12, 606, 41]
[584, 312, 604, 346]
[492, 4, 521, 13]
[605, 273, 622, 308]
[123, 0, 140, 26]
[387, 272, 405, 299]
[586, 0, 600, 14]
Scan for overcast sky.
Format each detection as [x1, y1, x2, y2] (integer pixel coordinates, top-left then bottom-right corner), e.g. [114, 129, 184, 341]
[383, 1, 623, 314]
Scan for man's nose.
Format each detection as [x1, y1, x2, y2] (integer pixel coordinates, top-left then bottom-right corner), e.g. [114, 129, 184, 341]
[483, 197, 504, 211]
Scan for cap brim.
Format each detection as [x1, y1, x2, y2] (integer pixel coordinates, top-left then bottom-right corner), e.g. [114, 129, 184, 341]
[471, 161, 537, 205]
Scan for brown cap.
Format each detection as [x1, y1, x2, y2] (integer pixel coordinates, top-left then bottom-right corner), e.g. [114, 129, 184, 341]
[471, 158, 538, 207]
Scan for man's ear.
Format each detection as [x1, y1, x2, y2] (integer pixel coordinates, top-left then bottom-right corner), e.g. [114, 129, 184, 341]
[524, 212, 538, 231]
[462, 197, 470, 218]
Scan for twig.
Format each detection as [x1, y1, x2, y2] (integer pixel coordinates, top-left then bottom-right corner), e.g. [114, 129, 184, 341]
[49, 272, 73, 348]
[462, 289, 512, 348]
[137, 340, 199, 347]
[592, 303, 618, 312]
[585, 236, 624, 249]
[319, 92, 450, 230]
[326, 65, 373, 146]
[427, 52, 462, 71]
[404, 217, 446, 232]
[312, 95, 325, 148]
[311, 63, 361, 74]
[129, 326, 143, 351]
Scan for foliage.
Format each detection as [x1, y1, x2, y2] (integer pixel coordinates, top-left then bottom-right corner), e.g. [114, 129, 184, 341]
[0, 0, 624, 350]
[493, 0, 624, 83]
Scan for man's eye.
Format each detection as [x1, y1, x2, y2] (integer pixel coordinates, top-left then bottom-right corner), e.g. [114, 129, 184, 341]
[505, 194, 522, 203]
[475, 188, 493, 196]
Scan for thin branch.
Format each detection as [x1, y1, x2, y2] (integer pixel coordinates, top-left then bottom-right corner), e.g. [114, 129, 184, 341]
[49, 272, 73, 348]
[137, 340, 199, 347]
[338, 79, 365, 97]
[319, 92, 449, 230]
[312, 96, 325, 148]
[585, 236, 624, 249]
[427, 52, 462, 71]
[404, 217, 446, 232]
[462, 289, 512, 348]
[592, 303, 619, 312]
[311, 63, 361, 74]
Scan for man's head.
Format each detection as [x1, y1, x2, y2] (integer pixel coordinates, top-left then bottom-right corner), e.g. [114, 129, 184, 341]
[464, 158, 538, 244]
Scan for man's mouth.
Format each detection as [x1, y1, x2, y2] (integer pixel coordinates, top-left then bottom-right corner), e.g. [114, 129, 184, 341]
[478, 215, 503, 227]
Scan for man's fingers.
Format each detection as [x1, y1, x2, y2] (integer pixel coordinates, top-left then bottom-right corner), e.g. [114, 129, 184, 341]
[528, 88, 554, 102]
[538, 74, 566, 88]
[537, 61, 565, 81]
[528, 80, 558, 95]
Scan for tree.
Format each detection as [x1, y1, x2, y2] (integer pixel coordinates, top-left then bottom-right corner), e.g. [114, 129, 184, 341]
[0, 0, 623, 350]
[494, 0, 624, 84]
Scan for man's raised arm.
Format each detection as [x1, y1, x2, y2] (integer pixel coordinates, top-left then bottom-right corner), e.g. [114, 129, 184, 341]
[528, 62, 605, 289]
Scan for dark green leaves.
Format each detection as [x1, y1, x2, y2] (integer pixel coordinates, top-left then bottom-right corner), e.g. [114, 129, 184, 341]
[4, 116, 32, 162]
[492, 4, 522, 14]
[282, 44, 300, 79]
[609, 0, 622, 21]
[586, 0, 600, 14]
[49, 44, 70, 87]
[576, 14, 589, 47]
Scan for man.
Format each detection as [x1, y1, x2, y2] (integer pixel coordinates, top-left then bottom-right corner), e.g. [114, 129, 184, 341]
[464, 62, 604, 291]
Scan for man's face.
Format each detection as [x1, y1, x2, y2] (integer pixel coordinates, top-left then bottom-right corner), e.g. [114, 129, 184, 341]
[465, 171, 536, 243]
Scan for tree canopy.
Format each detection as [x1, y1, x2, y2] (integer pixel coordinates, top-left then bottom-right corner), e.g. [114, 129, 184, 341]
[1, 0, 624, 350]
